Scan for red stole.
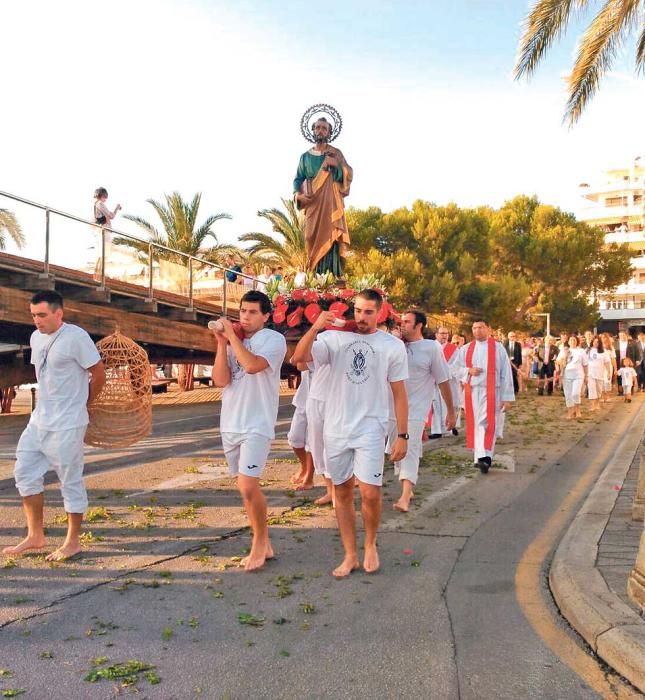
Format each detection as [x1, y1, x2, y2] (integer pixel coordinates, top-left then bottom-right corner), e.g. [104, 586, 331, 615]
[464, 337, 497, 451]
[443, 342, 457, 362]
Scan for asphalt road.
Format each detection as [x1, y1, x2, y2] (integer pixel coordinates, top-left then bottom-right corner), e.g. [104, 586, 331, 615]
[0, 397, 643, 699]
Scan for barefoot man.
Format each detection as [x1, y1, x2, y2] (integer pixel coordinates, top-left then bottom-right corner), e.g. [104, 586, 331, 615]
[453, 319, 514, 474]
[292, 289, 408, 577]
[212, 290, 287, 571]
[428, 326, 461, 439]
[3, 291, 105, 562]
[287, 365, 314, 490]
[388, 311, 456, 512]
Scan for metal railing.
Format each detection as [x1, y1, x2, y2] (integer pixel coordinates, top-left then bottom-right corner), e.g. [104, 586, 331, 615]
[0, 190, 263, 315]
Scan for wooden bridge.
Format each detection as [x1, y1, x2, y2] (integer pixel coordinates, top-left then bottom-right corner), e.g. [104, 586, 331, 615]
[0, 191, 257, 387]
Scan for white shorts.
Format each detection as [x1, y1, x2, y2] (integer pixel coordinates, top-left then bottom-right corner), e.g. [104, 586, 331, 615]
[287, 408, 308, 450]
[15, 422, 88, 513]
[623, 383, 634, 396]
[325, 429, 386, 486]
[221, 432, 271, 479]
[385, 419, 425, 484]
[305, 398, 328, 476]
[588, 377, 604, 400]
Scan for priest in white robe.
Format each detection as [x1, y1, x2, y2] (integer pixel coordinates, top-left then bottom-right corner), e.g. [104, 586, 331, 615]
[453, 319, 515, 473]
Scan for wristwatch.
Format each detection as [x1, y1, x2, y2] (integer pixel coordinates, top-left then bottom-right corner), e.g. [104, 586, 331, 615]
[397, 433, 409, 440]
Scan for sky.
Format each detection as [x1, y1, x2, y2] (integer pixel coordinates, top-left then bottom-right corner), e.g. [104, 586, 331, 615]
[1, 0, 644, 266]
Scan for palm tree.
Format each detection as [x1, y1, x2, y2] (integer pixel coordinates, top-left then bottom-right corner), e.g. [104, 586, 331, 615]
[239, 198, 308, 271]
[514, 0, 645, 125]
[123, 192, 232, 392]
[0, 208, 25, 250]
[123, 191, 233, 263]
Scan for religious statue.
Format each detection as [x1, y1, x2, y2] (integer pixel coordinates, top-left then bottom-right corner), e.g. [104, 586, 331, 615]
[293, 105, 353, 277]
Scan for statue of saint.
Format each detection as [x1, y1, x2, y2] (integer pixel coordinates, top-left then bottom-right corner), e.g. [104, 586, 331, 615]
[293, 116, 353, 277]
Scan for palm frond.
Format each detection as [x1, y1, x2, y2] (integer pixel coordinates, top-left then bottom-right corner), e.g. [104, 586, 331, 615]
[636, 14, 645, 72]
[0, 208, 25, 249]
[565, 0, 641, 124]
[122, 214, 161, 240]
[514, 0, 590, 79]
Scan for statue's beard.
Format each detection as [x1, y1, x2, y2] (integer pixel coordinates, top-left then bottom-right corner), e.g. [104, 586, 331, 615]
[314, 134, 329, 144]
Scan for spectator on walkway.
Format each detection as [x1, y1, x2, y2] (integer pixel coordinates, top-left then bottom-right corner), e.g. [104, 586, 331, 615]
[93, 187, 121, 228]
[557, 335, 588, 420]
[242, 265, 255, 289]
[225, 256, 242, 283]
[256, 265, 272, 289]
[3, 291, 105, 561]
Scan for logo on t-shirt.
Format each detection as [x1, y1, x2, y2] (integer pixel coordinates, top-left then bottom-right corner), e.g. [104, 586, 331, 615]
[345, 340, 375, 385]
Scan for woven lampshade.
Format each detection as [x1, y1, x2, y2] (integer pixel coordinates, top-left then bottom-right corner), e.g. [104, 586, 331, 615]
[85, 330, 152, 448]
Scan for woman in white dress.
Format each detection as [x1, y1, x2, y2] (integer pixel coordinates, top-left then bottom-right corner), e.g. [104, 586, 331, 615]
[587, 335, 611, 411]
[557, 336, 589, 419]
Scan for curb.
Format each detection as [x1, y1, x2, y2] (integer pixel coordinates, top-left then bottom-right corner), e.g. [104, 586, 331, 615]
[550, 401, 645, 693]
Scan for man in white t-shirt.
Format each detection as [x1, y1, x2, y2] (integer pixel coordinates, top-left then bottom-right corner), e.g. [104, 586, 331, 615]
[292, 289, 409, 578]
[211, 290, 287, 572]
[287, 365, 314, 490]
[3, 291, 105, 562]
[387, 311, 456, 512]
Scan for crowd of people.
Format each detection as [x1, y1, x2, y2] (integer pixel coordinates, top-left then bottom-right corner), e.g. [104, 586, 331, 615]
[497, 329, 645, 417]
[3, 287, 643, 579]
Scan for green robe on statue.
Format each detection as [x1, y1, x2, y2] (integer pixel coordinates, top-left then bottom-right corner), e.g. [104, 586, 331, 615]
[293, 146, 352, 277]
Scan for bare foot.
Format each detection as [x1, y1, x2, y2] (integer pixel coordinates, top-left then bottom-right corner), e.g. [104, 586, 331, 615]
[241, 541, 274, 570]
[290, 470, 305, 485]
[3, 536, 46, 556]
[363, 546, 380, 574]
[332, 556, 359, 578]
[295, 481, 314, 491]
[393, 497, 410, 513]
[314, 493, 333, 506]
[45, 543, 82, 562]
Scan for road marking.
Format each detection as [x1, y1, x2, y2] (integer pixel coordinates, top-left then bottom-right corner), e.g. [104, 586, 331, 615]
[515, 406, 642, 699]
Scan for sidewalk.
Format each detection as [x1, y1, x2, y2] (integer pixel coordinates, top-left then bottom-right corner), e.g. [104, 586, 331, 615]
[550, 399, 645, 693]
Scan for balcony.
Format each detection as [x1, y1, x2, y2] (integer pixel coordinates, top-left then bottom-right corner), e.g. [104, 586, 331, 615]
[604, 230, 645, 245]
[600, 307, 645, 321]
[580, 204, 645, 223]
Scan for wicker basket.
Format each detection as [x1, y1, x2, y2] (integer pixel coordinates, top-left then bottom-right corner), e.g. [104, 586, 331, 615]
[85, 330, 152, 448]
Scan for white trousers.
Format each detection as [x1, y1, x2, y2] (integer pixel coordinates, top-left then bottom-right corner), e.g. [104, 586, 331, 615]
[588, 377, 604, 401]
[430, 393, 462, 435]
[386, 419, 426, 484]
[287, 407, 308, 450]
[15, 422, 88, 513]
[563, 377, 583, 407]
[469, 386, 503, 462]
[305, 398, 328, 477]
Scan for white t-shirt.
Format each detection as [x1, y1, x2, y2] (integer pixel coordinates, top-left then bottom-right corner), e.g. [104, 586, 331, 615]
[560, 347, 588, 379]
[617, 367, 637, 387]
[30, 323, 101, 431]
[220, 328, 286, 439]
[307, 362, 331, 402]
[587, 348, 611, 381]
[292, 369, 310, 409]
[311, 329, 408, 438]
[405, 339, 450, 420]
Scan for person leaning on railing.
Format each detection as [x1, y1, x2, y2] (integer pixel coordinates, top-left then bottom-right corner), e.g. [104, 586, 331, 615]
[93, 187, 121, 227]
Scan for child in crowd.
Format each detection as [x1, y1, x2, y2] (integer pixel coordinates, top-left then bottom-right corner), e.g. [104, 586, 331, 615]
[617, 358, 638, 403]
